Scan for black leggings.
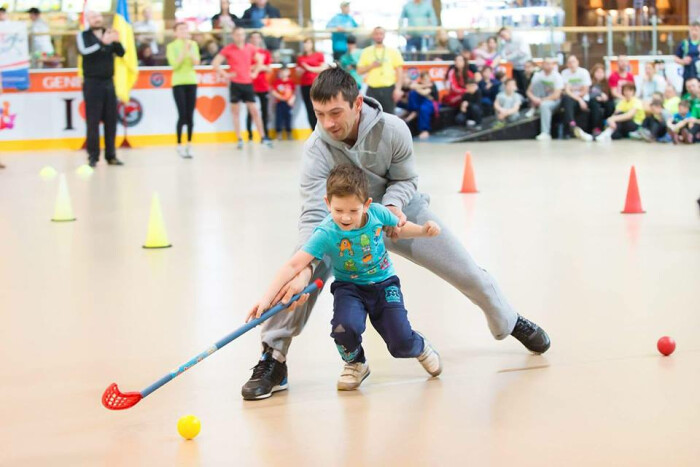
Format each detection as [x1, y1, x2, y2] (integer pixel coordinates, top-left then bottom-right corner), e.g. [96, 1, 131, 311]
[611, 120, 639, 139]
[301, 85, 317, 129]
[173, 84, 197, 144]
[246, 91, 269, 139]
[589, 98, 615, 132]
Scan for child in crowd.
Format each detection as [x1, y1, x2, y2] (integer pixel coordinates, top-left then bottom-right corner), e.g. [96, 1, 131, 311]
[597, 83, 645, 141]
[473, 37, 500, 68]
[398, 71, 438, 140]
[584, 63, 614, 138]
[493, 78, 523, 126]
[667, 99, 699, 144]
[271, 66, 295, 140]
[639, 99, 672, 143]
[478, 65, 501, 113]
[456, 79, 483, 128]
[247, 165, 443, 391]
[683, 78, 700, 118]
[663, 85, 681, 115]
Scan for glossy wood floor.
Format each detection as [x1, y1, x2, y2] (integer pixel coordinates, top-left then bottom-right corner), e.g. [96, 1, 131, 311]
[1, 140, 699, 466]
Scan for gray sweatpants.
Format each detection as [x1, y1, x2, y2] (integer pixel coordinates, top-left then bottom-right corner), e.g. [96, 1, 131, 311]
[260, 193, 519, 357]
[539, 99, 561, 135]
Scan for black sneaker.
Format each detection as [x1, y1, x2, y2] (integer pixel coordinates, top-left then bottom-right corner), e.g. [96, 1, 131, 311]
[511, 315, 551, 354]
[241, 347, 288, 400]
[106, 158, 124, 166]
[88, 160, 97, 168]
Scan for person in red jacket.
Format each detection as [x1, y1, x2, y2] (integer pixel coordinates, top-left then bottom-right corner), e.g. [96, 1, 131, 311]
[271, 66, 296, 140]
[296, 38, 327, 129]
[442, 54, 473, 107]
[246, 31, 272, 142]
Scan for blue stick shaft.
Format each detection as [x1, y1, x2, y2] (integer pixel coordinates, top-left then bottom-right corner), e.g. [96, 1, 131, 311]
[139, 281, 321, 399]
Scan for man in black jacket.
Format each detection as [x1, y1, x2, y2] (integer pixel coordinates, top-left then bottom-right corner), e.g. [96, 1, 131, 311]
[241, 0, 281, 50]
[77, 11, 125, 167]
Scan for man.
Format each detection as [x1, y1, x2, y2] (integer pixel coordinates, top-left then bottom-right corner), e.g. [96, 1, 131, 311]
[357, 27, 404, 114]
[28, 7, 54, 56]
[241, 67, 550, 400]
[241, 0, 281, 51]
[212, 26, 272, 149]
[133, 6, 159, 55]
[498, 27, 532, 96]
[0, 7, 8, 21]
[339, 34, 362, 88]
[77, 11, 125, 167]
[526, 57, 564, 141]
[674, 21, 700, 94]
[326, 1, 358, 61]
[560, 55, 591, 139]
[608, 55, 635, 101]
[399, 0, 437, 54]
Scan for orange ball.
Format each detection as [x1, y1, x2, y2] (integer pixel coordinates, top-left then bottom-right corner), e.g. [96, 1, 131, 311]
[657, 336, 676, 356]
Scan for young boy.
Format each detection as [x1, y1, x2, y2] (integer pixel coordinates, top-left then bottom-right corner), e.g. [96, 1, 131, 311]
[668, 99, 699, 144]
[639, 99, 671, 143]
[478, 65, 500, 112]
[596, 83, 646, 141]
[247, 165, 443, 391]
[493, 78, 523, 126]
[271, 66, 295, 140]
[456, 79, 483, 128]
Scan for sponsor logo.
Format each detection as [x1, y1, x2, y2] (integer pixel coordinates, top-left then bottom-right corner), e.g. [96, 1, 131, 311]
[0, 101, 17, 130]
[150, 72, 165, 88]
[117, 98, 144, 127]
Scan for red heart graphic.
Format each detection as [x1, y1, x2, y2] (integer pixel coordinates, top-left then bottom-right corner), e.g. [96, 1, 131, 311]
[79, 101, 86, 121]
[196, 95, 226, 123]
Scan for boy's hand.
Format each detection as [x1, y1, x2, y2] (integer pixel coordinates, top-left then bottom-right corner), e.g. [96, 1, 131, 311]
[423, 220, 441, 237]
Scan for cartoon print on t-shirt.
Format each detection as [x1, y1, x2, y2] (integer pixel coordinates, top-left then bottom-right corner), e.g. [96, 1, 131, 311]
[339, 239, 353, 257]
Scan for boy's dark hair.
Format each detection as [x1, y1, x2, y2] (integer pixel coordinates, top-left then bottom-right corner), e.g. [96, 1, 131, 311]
[621, 83, 636, 94]
[650, 98, 663, 108]
[327, 164, 369, 202]
[346, 34, 357, 45]
[679, 99, 691, 108]
[310, 66, 360, 106]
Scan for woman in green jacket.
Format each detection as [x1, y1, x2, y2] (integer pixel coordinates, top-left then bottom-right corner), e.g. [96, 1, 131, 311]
[166, 22, 200, 158]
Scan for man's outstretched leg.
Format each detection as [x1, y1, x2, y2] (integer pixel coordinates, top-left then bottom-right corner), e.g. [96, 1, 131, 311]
[387, 194, 550, 353]
[241, 258, 332, 400]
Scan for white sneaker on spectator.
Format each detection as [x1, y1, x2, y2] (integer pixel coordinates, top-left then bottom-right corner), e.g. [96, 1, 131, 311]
[337, 361, 370, 391]
[525, 108, 536, 118]
[536, 133, 552, 141]
[466, 120, 477, 128]
[574, 127, 593, 142]
[596, 128, 613, 142]
[416, 332, 442, 377]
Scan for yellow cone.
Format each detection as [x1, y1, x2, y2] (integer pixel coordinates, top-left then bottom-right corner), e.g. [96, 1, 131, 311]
[143, 192, 172, 249]
[39, 166, 58, 181]
[51, 174, 76, 222]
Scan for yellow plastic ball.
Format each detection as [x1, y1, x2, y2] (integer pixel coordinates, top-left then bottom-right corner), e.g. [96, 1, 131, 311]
[39, 166, 58, 180]
[177, 415, 201, 440]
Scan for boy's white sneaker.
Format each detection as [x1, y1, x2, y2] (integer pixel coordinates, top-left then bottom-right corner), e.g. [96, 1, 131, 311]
[574, 127, 593, 142]
[536, 132, 552, 141]
[596, 128, 613, 142]
[337, 361, 370, 391]
[416, 333, 442, 377]
[525, 108, 536, 118]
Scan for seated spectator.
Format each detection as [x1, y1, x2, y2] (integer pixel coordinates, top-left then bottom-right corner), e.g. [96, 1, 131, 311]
[577, 63, 614, 140]
[639, 99, 672, 143]
[638, 62, 667, 111]
[200, 40, 220, 65]
[271, 66, 295, 140]
[456, 78, 483, 128]
[526, 57, 564, 141]
[667, 99, 699, 144]
[134, 6, 159, 55]
[138, 43, 156, 66]
[663, 85, 680, 114]
[597, 83, 645, 141]
[683, 77, 700, 118]
[609, 55, 635, 101]
[478, 65, 500, 113]
[560, 55, 591, 139]
[339, 35, 363, 88]
[212, 0, 240, 30]
[493, 78, 523, 126]
[454, 29, 472, 55]
[433, 28, 461, 60]
[398, 71, 438, 140]
[473, 37, 500, 69]
[442, 54, 471, 107]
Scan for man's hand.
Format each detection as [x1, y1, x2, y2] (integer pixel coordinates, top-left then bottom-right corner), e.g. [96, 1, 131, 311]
[422, 220, 441, 237]
[683, 56, 692, 65]
[246, 300, 270, 322]
[530, 96, 542, 107]
[271, 265, 313, 312]
[384, 205, 407, 241]
[579, 99, 588, 111]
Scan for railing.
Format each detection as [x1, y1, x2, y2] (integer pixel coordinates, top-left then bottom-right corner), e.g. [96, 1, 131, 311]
[23, 19, 695, 70]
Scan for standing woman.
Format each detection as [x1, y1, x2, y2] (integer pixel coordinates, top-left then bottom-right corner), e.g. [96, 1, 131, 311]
[296, 38, 327, 129]
[167, 22, 200, 158]
[246, 31, 271, 142]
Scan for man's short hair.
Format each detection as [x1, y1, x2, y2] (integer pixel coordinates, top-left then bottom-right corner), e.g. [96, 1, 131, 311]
[327, 164, 369, 202]
[0, 7, 7, 13]
[28, 7, 40, 15]
[310, 66, 360, 106]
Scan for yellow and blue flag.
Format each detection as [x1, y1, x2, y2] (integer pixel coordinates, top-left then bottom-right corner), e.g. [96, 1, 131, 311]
[112, 0, 138, 103]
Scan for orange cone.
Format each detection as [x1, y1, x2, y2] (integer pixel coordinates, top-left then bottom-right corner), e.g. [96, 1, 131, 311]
[621, 165, 645, 214]
[459, 152, 478, 193]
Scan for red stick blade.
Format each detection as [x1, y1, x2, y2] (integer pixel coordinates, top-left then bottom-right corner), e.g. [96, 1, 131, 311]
[102, 383, 142, 410]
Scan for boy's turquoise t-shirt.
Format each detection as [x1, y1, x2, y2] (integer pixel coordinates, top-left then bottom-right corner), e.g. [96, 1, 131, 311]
[302, 204, 399, 284]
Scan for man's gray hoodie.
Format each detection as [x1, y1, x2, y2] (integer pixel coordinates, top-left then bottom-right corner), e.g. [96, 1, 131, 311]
[297, 97, 418, 248]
